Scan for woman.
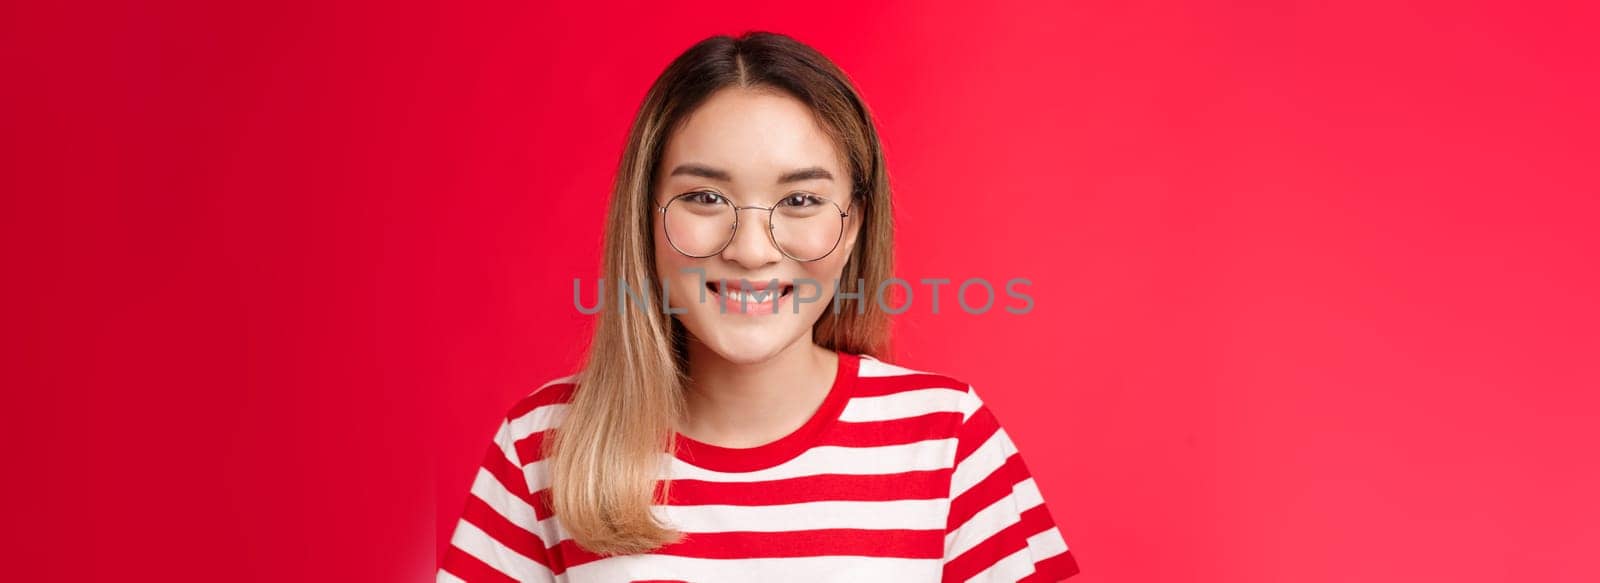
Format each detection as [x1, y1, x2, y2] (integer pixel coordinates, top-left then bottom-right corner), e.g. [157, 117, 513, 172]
[440, 31, 1080, 582]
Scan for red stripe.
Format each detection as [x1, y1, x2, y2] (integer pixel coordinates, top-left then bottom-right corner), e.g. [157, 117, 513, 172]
[480, 441, 538, 510]
[530, 486, 555, 522]
[512, 380, 966, 466]
[1019, 549, 1081, 581]
[656, 528, 945, 560]
[822, 411, 962, 448]
[509, 371, 962, 427]
[954, 404, 1001, 466]
[943, 503, 1062, 582]
[513, 429, 548, 465]
[520, 412, 962, 466]
[520, 415, 961, 516]
[854, 373, 969, 397]
[512, 369, 965, 419]
[439, 545, 520, 583]
[656, 468, 953, 506]
[947, 452, 1028, 530]
[558, 528, 944, 569]
[506, 382, 575, 420]
[528, 468, 955, 527]
[459, 494, 556, 572]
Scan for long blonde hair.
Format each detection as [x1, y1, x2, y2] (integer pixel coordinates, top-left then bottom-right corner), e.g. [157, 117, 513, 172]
[544, 31, 895, 556]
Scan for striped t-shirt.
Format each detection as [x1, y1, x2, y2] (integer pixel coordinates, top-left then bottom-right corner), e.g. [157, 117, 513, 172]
[439, 351, 1080, 582]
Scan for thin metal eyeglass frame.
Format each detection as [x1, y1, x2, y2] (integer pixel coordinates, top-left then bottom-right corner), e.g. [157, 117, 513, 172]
[657, 193, 852, 263]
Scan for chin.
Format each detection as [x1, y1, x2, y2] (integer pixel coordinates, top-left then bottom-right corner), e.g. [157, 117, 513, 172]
[685, 315, 807, 365]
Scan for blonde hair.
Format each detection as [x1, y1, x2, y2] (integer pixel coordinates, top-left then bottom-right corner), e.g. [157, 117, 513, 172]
[543, 31, 895, 556]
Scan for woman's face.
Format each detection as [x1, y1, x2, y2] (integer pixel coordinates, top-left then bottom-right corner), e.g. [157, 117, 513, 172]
[653, 87, 861, 365]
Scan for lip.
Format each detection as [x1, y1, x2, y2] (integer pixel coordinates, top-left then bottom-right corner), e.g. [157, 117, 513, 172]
[708, 278, 789, 291]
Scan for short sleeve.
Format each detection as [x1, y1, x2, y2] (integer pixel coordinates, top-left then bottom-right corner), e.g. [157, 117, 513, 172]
[438, 417, 559, 582]
[942, 385, 1080, 582]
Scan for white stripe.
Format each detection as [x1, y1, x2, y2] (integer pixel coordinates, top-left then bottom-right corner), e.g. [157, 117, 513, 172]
[858, 357, 929, 378]
[470, 467, 539, 528]
[485, 420, 539, 496]
[964, 543, 1032, 583]
[538, 374, 580, 388]
[488, 420, 526, 473]
[525, 459, 551, 492]
[446, 519, 553, 582]
[963, 527, 1070, 583]
[838, 387, 968, 422]
[508, 403, 569, 443]
[958, 386, 982, 422]
[501, 375, 576, 441]
[469, 467, 560, 547]
[670, 439, 955, 482]
[950, 428, 1017, 498]
[1027, 525, 1071, 562]
[434, 570, 466, 583]
[944, 477, 1044, 560]
[565, 553, 940, 583]
[657, 498, 949, 532]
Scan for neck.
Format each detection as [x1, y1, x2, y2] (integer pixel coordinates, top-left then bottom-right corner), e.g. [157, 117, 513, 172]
[679, 335, 838, 448]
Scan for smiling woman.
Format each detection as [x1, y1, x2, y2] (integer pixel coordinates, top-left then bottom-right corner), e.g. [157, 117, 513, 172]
[439, 31, 1080, 582]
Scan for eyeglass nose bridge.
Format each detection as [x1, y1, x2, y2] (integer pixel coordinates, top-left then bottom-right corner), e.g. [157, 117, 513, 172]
[732, 204, 779, 230]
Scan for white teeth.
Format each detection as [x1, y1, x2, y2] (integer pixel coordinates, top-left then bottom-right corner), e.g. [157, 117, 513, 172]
[721, 289, 777, 303]
[723, 289, 777, 302]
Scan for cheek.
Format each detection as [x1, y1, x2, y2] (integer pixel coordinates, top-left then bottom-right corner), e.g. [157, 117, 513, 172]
[652, 219, 668, 269]
[801, 254, 852, 295]
[653, 218, 703, 306]
[653, 215, 684, 272]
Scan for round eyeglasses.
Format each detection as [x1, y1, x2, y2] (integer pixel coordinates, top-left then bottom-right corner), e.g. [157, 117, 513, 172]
[658, 191, 851, 262]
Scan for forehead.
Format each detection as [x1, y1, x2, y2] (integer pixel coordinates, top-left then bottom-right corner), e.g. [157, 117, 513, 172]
[658, 87, 845, 184]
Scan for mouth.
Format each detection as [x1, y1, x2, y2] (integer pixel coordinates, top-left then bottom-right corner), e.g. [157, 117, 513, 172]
[705, 279, 796, 314]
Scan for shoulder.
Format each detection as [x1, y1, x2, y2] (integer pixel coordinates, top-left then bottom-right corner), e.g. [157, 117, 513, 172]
[850, 354, 987, 424]
[499, 373, 579, 444]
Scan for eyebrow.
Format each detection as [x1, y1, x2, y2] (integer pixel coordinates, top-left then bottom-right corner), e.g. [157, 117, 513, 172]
[667, 163, 834, 184]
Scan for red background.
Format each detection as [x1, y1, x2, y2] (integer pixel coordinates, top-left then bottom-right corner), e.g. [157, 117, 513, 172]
[6, 1, 1598, 581]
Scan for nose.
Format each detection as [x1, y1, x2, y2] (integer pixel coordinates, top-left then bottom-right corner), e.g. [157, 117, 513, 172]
[719, 206, 783, 269]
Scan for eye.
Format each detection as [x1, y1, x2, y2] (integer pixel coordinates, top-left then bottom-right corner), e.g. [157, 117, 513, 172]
[681, 190, 727, 206]
[779, 193, 824, 207]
